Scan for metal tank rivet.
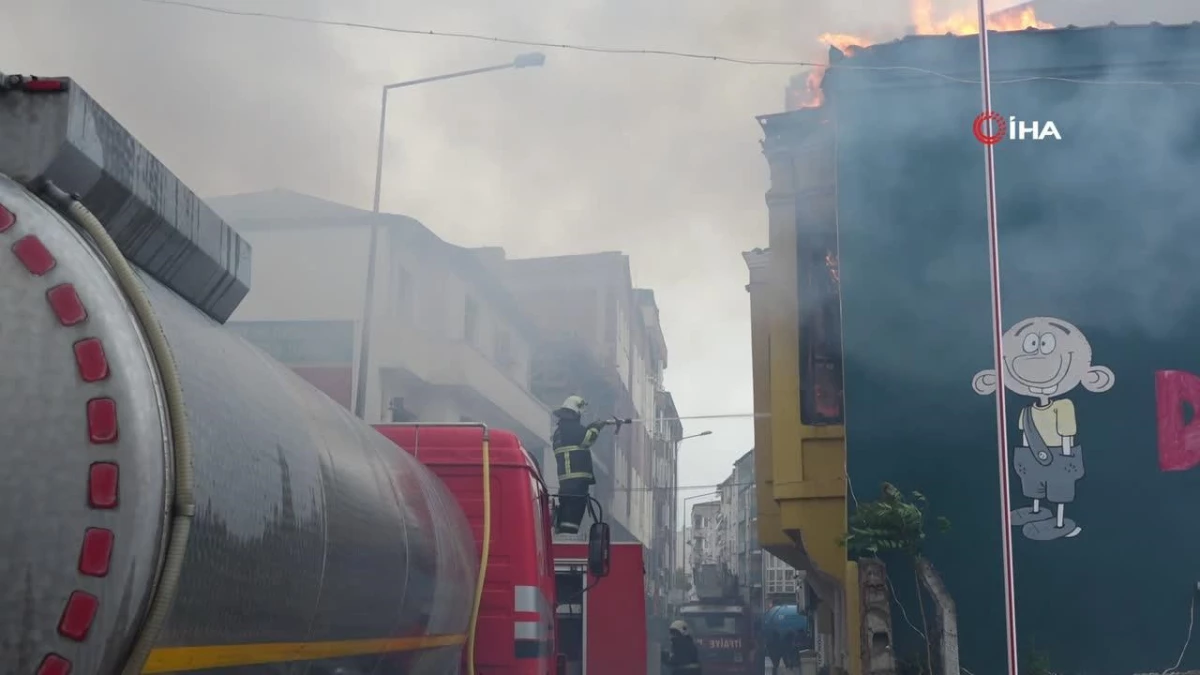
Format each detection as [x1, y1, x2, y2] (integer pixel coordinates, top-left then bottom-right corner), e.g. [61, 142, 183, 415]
[87, 463, 119, 509]
[57, 591, 99, 641]
[86, 398, 118, 444]
[11, 234, 57, 275]
[46, 284, 88, 326]
[72, 339, 110, 382]
[78, 528, 115, 577]
[0, 203, 14, 232]
[35, 654, 71, 675]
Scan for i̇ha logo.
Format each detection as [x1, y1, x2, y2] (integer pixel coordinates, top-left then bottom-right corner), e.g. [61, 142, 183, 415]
[972, 111, 1062, 145]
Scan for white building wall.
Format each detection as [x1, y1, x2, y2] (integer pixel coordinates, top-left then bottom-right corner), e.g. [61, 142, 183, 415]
[615, 293, 631, 389]
[233, 225, 375, 322]
[228, 216, 548, 443]
[689, 503, 718, 568]
[498, 253, 667, 555]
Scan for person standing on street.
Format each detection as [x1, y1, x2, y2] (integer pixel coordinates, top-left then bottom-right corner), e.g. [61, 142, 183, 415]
[661, 620, 702, 674]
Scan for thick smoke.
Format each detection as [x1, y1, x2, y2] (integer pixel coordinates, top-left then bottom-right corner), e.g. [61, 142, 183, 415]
[0, 0, 906, 488]
[822, 18, 1200, 387]
[6, 0, 1193, 478]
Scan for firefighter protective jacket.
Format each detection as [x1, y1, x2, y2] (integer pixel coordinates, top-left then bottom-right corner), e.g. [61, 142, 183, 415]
[662, 633, 702, 673]
[553, 417, 600, 484]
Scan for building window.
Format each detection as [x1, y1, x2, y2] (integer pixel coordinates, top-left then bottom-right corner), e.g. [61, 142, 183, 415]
[464, 296, 478, 345]
[797, 199, 844, 426]
[494, 330, 513, 367]
[389, 397, 416, 423]
[390, 265, 412, 316]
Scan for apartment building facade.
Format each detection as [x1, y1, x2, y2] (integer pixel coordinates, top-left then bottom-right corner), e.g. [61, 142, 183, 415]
[688, 500, 722, 581]
[653, 391, 685, 613]
[208, 189, 552, 457]
[485, 251, 670, 534]
[715, 449, 806, 612]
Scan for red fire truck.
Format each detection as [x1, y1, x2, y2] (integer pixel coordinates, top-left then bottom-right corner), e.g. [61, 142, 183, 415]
[677, 564, 755, 674]
[376, 425, 651, 675]
[0, 73, 650, 675]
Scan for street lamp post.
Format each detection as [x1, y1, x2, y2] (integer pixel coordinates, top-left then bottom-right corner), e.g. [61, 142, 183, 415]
[351, 52, 547, 419]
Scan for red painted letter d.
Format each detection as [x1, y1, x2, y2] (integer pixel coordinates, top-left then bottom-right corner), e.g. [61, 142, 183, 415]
[1156, 370, 1200, 471]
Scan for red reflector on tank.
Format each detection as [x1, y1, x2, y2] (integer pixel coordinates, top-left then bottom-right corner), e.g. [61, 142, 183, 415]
[88, 463, 119, 508]
[12, 235, 56, 275]
[74, 339, 110, 382]
[0, 203, 14, 232]
[37, 654, 71, 675]
[79, 528, 114, 577]
[57, 591, 99, 641]
[87, 398, 118, 443]
[23, 79, 67, 92]
[47, 284, 88, 326]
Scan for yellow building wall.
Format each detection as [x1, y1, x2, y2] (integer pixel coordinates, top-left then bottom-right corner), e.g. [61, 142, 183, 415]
[746, 251, 789, 550]
[749, 110, 859, 674]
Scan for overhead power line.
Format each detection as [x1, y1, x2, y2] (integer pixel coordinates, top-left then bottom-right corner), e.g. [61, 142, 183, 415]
[612, 481, 755, 492]
[136, 0, 812, 66]
[133, 0, 1200, 89]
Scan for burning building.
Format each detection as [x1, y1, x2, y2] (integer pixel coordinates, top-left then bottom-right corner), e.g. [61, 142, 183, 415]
[751, 19, 1200, 675]
[786, 2, 1053, 110]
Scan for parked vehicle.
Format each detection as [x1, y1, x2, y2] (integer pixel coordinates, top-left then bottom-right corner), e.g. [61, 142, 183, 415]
[0, 74, 647, 675]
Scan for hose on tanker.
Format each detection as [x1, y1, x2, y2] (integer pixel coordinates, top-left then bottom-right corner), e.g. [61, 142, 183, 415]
[467, 427, 492, 675]
[40, 182, 196, 675]
[402, 422, 494, 674]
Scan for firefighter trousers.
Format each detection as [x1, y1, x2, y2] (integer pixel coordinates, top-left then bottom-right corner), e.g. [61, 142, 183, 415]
[555, 477, 591, 534]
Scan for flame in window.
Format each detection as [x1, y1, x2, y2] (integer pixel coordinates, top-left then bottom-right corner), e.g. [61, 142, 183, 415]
[824, 252, 839, 285]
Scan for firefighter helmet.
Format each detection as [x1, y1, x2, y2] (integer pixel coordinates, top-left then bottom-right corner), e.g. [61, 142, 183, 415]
[670, 620, 690, 637]
[558, 395, 587, 415]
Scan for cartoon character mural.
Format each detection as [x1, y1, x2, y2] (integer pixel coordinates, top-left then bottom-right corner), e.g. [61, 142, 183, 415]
[971, 317, 1115, 541]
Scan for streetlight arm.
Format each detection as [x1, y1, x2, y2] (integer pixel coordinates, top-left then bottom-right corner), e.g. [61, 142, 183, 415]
[382, 62, 516, 91]
[350, 53, 544, 419]
[381, 52, 544, 90]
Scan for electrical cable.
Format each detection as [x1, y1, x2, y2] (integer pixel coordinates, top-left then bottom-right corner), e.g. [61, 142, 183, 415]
[1162, 592, 1196, 675]
[129, 0, 1200, 91]
[116, 6, 1200, 668]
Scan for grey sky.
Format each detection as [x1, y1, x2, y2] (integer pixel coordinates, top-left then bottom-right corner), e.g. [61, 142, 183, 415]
[4, 0, 886, 512]
[9, 0, 1176, 523]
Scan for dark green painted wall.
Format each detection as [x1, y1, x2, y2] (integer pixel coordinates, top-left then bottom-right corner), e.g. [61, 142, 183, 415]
[825, 35, 1200, 674]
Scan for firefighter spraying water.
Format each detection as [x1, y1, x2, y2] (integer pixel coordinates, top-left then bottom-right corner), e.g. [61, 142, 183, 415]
[0, 74, 667, 675]
[550, 394, 630, 535]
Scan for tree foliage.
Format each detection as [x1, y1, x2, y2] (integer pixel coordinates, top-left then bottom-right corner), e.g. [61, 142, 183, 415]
[842, 482, 951, 558]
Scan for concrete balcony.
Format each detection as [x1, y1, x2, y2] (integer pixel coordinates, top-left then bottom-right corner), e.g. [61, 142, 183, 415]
[370, 316, 551, 447]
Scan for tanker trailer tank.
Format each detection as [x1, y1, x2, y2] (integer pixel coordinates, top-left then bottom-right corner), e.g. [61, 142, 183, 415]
[0, 173, 478, 675]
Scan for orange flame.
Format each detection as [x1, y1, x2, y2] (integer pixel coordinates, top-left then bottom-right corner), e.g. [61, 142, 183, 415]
[791, 2, 1053, 109]
[911, 0, 1053, 35]
[796, 33, 873, 108]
